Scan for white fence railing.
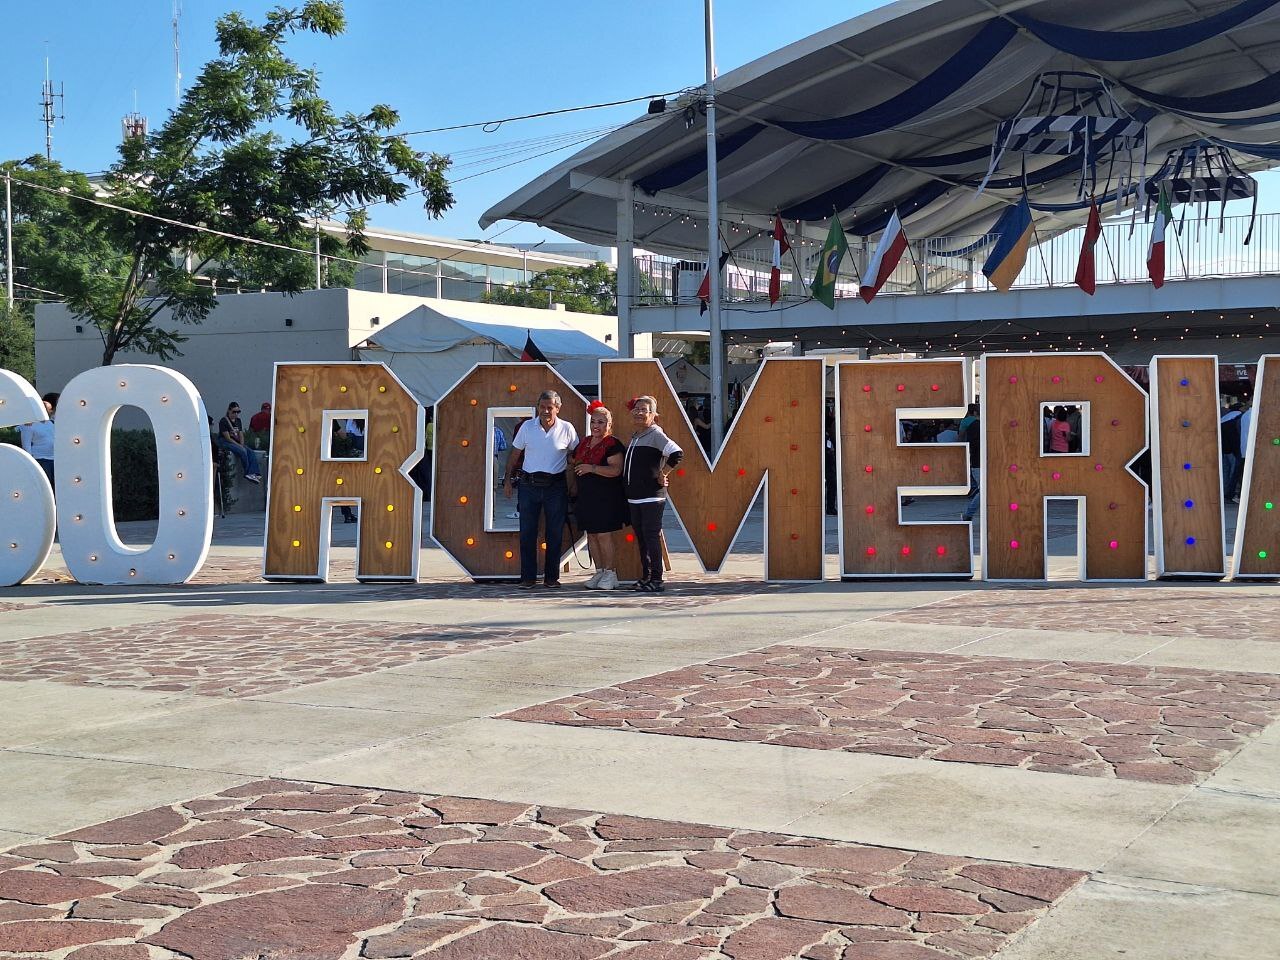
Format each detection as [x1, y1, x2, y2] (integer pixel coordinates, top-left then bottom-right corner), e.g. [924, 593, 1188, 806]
[635, 210, 1280, 307]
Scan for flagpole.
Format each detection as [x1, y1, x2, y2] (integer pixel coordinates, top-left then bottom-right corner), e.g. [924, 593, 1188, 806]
[704, 0, 725, 451]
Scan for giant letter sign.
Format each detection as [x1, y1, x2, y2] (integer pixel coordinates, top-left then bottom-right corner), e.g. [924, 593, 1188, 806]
[264, 362, 424, 582]
[600, 357, 824, 582]
[0, 370, 56, 586]
[1149, 356, 1226, 578]
[432, 363, 587, 580]
[983, 354, 1148, 581]
[57, 366, 213, 585]
[838, 358, 973, 578]
[1232, 354, 1280, 579]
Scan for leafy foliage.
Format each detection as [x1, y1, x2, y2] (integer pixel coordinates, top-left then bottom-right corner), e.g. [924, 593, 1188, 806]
[0, 301, 35, 384]
[483, 262, 616, 315]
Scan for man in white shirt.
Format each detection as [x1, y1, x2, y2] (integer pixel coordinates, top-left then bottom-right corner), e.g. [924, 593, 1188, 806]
[503, 391, 578, 588]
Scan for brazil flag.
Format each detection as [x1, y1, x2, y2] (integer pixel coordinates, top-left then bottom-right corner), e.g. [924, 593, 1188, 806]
[811, 216, 849, 309]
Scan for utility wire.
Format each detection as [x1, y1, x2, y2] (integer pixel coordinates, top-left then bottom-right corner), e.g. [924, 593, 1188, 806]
[392, 90, 685, 138]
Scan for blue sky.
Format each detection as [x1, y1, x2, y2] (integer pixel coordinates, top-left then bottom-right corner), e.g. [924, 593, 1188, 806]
[1, 1, 1273, 246]
[0, 1, 868, 243]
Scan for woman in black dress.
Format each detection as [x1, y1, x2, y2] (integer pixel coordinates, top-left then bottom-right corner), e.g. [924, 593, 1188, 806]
[571, 402, 628, 590]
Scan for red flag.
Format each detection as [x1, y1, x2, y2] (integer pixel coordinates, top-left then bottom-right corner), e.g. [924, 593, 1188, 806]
[858, 210, 908, 304]
[1074, 198, 1102, 296]
[697, 251, 731, 316]
[520, 332, 549, 363]
[769, 215, 791, 305]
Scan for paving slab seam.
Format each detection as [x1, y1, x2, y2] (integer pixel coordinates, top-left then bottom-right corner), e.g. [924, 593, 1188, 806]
[1, 738, 459, 785]
[1120, 635, 1181, 666]
[937, 628, 1016, 654]
[747, 588, 972, 649]
[1091, 871, 1280, 900]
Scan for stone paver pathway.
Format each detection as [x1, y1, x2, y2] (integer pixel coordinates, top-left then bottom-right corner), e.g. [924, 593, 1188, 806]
[0, 778, 1085, 960]
[504, 646, 1280, 784]
[880, 587, 1280, 643]
[0, 614, 550, 698]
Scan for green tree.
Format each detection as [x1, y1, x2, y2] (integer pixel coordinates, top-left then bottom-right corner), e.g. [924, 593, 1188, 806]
[0, 301, 35, 384]
[484, 262, 616, 314]
[8, 1, 451, 365]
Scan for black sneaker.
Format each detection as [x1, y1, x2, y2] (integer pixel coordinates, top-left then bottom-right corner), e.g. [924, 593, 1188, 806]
[632, 579, 649, 592]
[518, 580, 538, 590]
[543, 580, 562, 588]
[648, 580, 665, 593]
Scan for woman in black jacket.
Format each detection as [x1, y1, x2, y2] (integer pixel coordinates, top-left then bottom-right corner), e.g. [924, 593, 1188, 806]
[623, 396, 683, 592]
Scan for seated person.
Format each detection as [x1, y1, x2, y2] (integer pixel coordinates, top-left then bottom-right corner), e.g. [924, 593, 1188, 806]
[217, 402, 261, 484]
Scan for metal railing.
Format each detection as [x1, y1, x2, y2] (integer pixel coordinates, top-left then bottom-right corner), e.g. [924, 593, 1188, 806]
[635, 210, 1280, 307]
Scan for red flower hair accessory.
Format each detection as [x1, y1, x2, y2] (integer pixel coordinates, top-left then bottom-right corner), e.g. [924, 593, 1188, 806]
[586, 400, 606, 413]
[625, 396, 639, 411]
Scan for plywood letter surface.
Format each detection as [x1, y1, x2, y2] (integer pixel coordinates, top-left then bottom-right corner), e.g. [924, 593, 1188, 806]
[600, 357, 824, 581]
[1149, 356, 1225, 578]
[1233, 354, 1280, 579]
[838, 359, 973, 578]
[983, 354, 1147, 581]
[432, 363, 586, 580]
[264, 362, 423, 582]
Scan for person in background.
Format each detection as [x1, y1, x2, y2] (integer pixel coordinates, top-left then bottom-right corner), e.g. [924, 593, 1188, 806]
[249, 402, 272, 433]
[935, 421, 960, 444]
[1221, 402, 1244, 503]
[503, 391, 578, 588]
[824, 411, 838, 516]
[1233, 401, 1253, 503]
[572, 401, 628, 590]
[217, 402, 261, 484]
[1048, 405, 1073, 454]
[337, 418, 365, 523]
[18, 392, 58, 491]
[961, 408, 982, 522]
[623, 395, 683, 593]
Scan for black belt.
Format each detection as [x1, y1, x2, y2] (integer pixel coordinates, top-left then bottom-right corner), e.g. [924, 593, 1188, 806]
[522, 471, 565, 487]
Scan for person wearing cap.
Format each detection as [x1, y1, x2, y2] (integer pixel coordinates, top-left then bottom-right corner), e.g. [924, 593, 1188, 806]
[249, 402, 272, 433]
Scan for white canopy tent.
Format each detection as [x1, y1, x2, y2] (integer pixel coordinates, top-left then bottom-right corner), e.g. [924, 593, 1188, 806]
[356, 300, 617, 406]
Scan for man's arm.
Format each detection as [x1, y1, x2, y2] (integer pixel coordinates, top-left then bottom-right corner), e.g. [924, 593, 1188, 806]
[502, 447, 524, 497]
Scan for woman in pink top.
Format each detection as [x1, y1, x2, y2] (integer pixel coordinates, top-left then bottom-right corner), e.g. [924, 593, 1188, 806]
[1048, 405, 1073, 453]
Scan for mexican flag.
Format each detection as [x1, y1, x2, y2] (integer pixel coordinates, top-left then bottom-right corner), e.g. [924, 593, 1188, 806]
[1147, 189, 1172, 289]
[811, 215, 849, 309]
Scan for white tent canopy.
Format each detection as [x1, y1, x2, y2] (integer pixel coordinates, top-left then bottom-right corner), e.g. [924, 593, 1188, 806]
[356, 300, 616, 406]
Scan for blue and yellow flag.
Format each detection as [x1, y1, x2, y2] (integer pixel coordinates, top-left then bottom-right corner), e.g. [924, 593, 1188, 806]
[982, 197, 1033, 293]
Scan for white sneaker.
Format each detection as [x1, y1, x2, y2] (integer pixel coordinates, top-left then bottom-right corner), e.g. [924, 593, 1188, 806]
[584, 570, 605, 589]
[597, 570, 619, 590]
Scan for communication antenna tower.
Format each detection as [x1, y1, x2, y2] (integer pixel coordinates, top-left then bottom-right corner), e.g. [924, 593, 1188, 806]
[122, 89, 148, 143]
[40, 57, 65, 161]
[173, 0, 183, 106]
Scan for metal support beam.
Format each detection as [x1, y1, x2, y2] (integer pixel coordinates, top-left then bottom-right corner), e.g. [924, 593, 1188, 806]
[617, 178, 635, 358]
[705, 0, 725, 451]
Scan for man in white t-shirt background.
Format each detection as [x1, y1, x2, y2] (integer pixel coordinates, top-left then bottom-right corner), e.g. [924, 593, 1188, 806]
[503, 390, 578, 588]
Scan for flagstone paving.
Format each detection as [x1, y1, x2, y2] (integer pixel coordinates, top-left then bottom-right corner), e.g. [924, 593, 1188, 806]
[0, 614, 551, 698]
[878, 587, 1280, 644]
[0, 778, 1086, 960]
[503, 646, 1280, 784]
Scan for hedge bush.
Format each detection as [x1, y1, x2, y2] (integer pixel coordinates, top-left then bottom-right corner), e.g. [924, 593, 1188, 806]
[109, 430, 161, 521]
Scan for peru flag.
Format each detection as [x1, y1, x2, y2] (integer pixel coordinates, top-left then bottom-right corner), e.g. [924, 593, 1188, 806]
[1074, 197, 1102, 296]
[859, 210, 908, 304]
[768, 215, 791, 305]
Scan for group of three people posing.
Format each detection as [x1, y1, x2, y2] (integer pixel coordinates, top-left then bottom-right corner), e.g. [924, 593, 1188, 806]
[501, 391, 683, 592]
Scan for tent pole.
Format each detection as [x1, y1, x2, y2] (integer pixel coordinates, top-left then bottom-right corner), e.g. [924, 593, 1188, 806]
[705, 0, 725, 450]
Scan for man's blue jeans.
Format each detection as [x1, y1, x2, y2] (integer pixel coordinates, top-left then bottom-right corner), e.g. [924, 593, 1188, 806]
[517, 479, 567, 584]
[217, 438, 260, 477]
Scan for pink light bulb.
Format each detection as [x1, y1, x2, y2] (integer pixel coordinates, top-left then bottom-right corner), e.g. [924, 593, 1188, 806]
[1010, 539, 1020, 549]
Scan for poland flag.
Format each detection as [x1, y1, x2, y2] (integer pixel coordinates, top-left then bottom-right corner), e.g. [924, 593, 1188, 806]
[859, 210, 908, 304]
